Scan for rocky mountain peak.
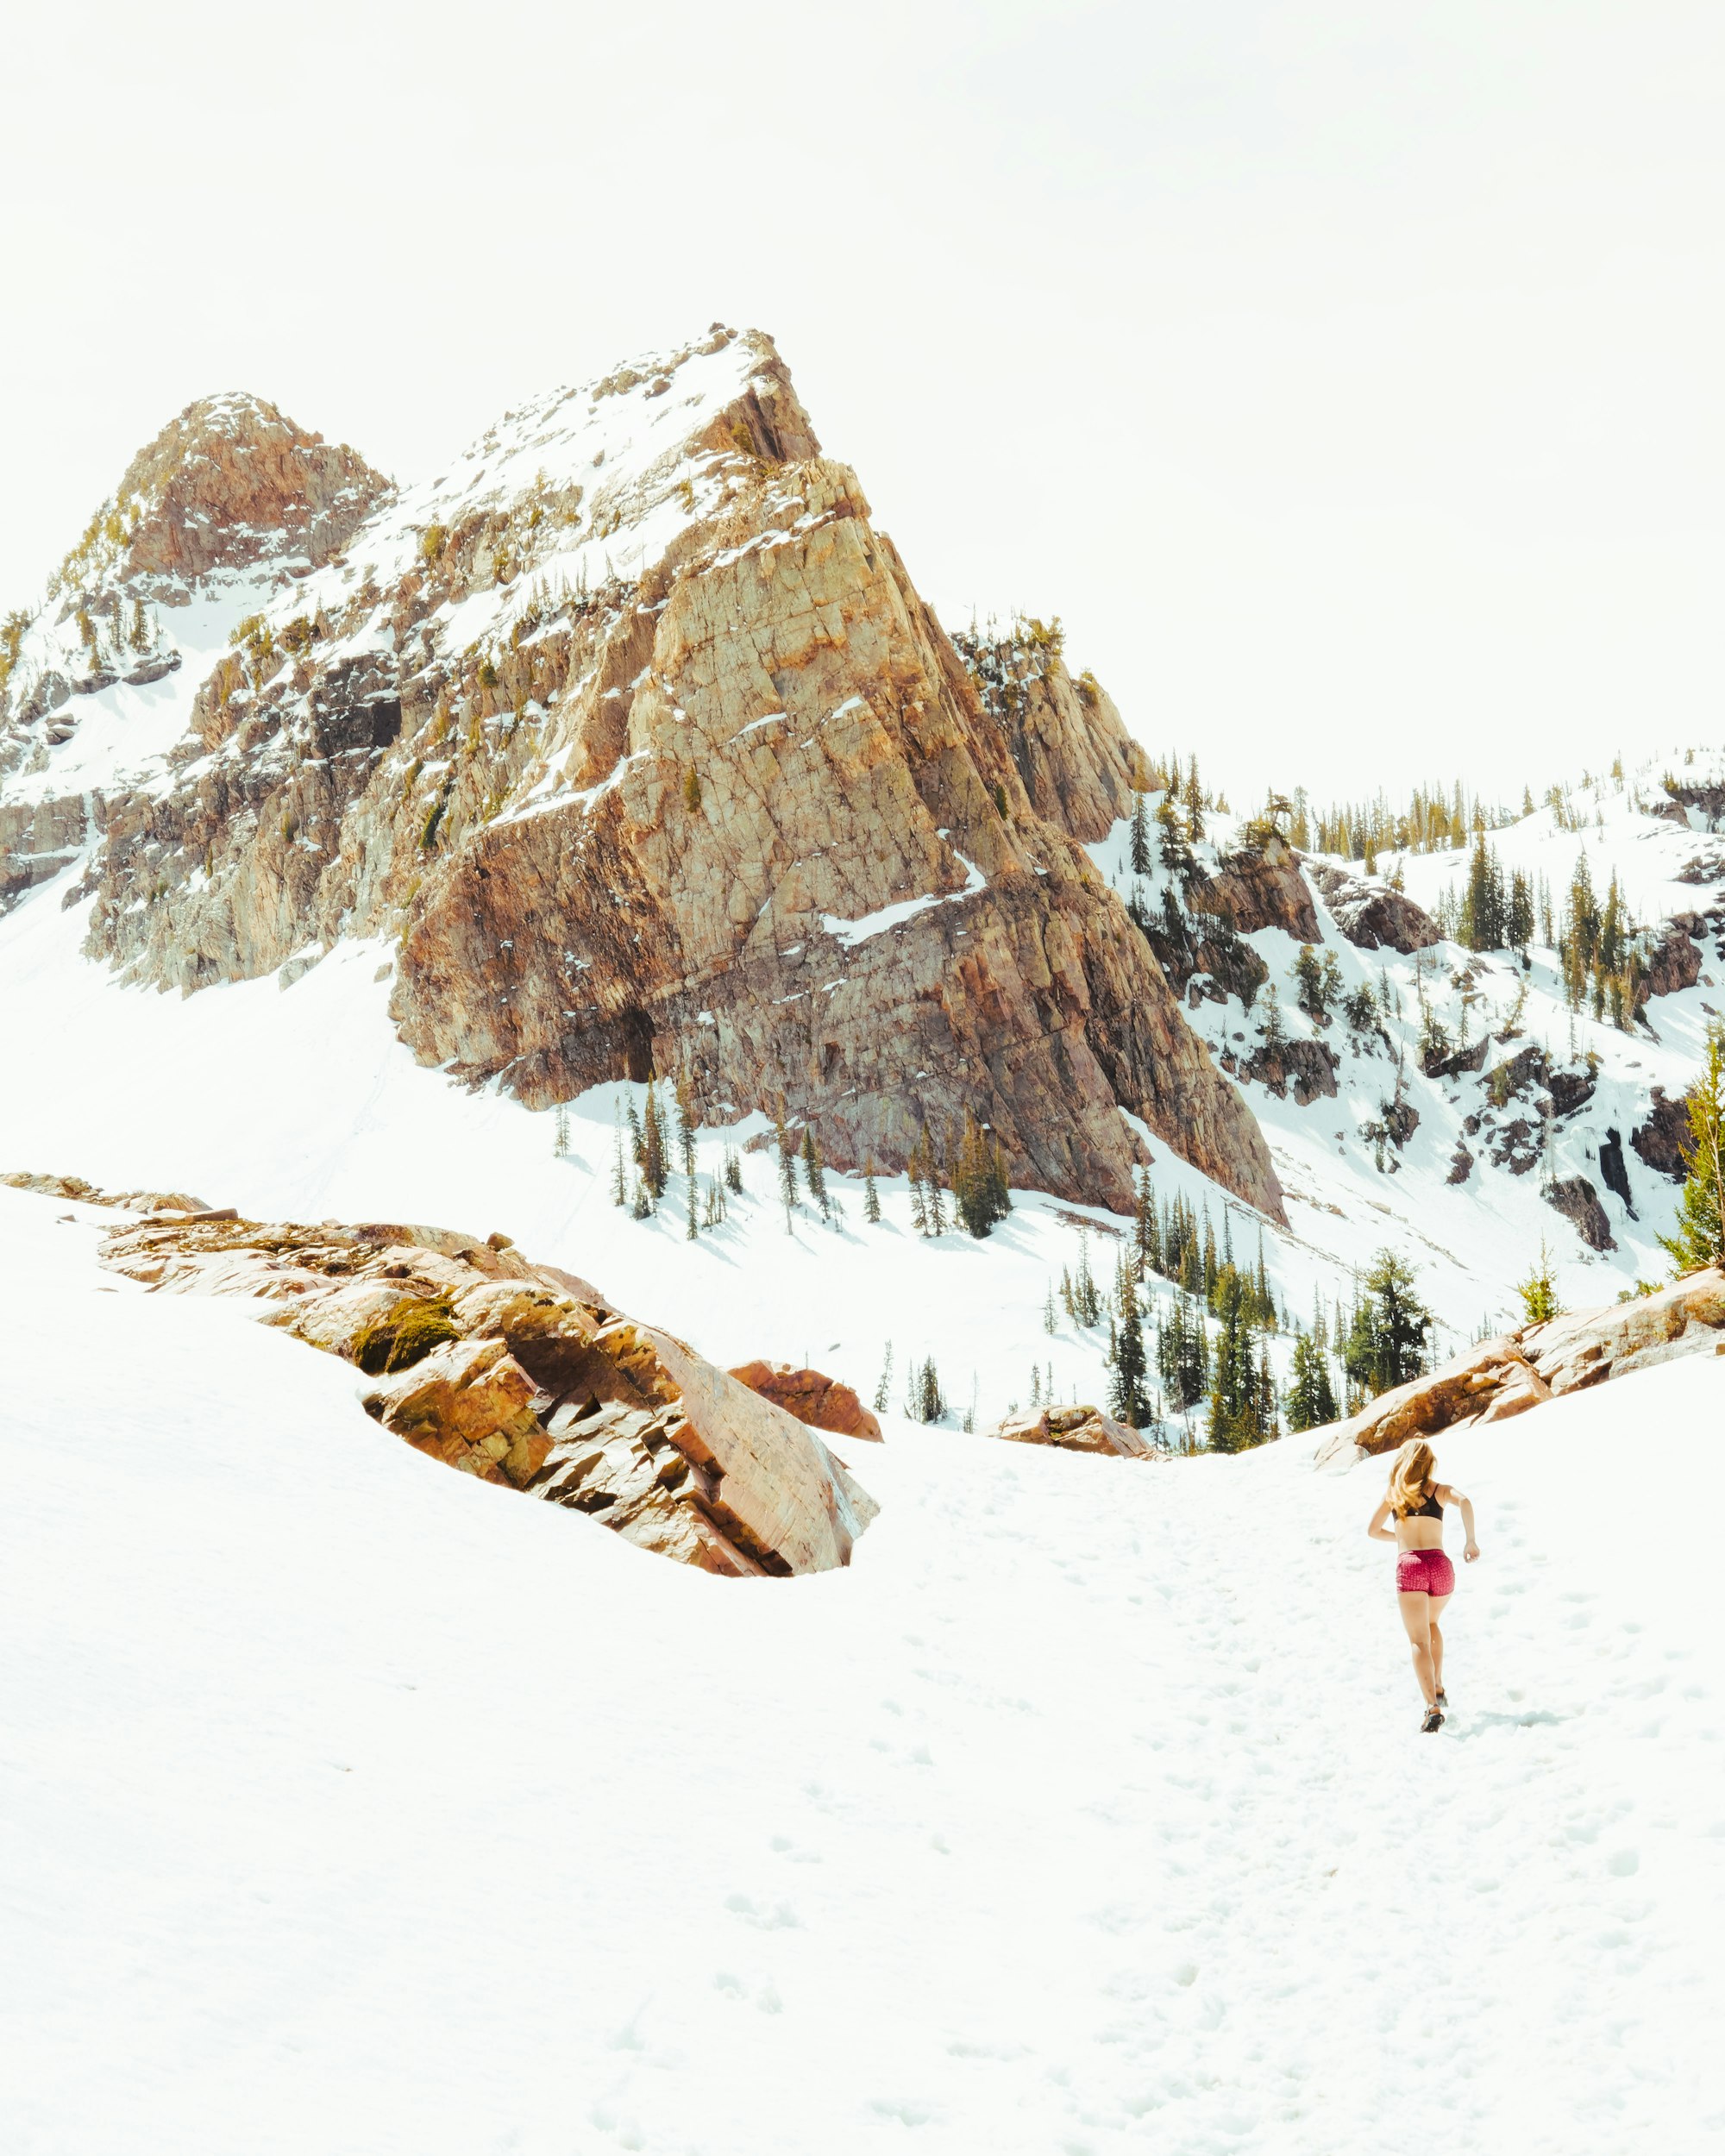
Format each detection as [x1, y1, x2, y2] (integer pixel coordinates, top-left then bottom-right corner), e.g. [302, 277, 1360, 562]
[75, 389, 392, 596]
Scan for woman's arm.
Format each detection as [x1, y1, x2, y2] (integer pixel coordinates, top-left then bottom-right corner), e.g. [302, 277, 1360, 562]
[1449, 1487, 1480, 1561]
[1367, 1499, 1396, 1542]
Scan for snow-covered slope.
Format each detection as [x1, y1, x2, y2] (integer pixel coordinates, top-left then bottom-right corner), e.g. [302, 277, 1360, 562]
[4, 1179, 1720, 2154]
[1088, 755, 1725, 1329]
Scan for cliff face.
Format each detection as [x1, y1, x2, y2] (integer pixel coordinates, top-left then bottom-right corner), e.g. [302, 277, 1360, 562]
[13, 329, 1282, 1219]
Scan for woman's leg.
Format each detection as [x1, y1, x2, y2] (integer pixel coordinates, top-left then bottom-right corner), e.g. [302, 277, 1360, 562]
[1427, 1593, 1452, 1695]
[1397, 1589, 1437, 1705]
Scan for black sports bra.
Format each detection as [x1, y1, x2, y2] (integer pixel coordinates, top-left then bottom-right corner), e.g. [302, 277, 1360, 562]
[1407, 1487, 1444, 1521]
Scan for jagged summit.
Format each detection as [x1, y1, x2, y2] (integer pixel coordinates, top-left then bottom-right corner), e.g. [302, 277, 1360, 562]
[0, 322, 1279, 1218]
[101, 389, 389, 588]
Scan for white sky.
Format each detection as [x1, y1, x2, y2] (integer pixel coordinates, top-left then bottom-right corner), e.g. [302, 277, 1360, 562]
[5, 1, 1722, 802]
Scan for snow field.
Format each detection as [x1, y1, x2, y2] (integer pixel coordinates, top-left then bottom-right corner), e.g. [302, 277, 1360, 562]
[3, 1182, 1721, 2155]
[0, 877, 1292, 1436]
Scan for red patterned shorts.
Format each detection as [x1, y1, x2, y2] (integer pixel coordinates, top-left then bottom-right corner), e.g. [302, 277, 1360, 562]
[1396, 1547, 1456, 1597]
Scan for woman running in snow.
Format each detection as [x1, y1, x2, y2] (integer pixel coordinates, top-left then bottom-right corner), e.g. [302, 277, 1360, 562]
[1368, 1438, 1479, 1732]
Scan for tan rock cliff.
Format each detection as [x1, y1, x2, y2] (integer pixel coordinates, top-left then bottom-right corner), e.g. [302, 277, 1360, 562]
[67, 329, 1283, 1220]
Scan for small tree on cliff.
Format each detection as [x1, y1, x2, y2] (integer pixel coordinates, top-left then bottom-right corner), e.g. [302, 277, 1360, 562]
[1293, 943, 1328, 1024]
[1659, 1024, 1725, 1275]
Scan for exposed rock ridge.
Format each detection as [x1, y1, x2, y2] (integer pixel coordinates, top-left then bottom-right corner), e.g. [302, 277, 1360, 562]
[1314, 1266, 1725, 1467]
[950, 618, 1145, 842]
[96, 1205, 878, 1576]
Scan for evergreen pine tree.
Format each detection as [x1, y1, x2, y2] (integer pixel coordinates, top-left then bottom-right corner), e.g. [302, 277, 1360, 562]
[873, 1342, 894, 1415]
[1132, 1167, 1158, 1277]
[1108, 1260, 1151, 1426]
[1128, 789, 1153, 875]
[1515, 1238, 1563, 1324]
[924, 1143, 948, 1236]
[1156, 1293, 1210, 1412]
[905, 1357, 947, 1423]
[863, 1158, 881, 1224]
[554, 1103, 570, 1157]
[772, 1100, 799, 1228]
[1183, 758, 1205, 841]
[1070, 1234, 1103, 1326]
[1508, 868, 1535, 950]
[641, 1083, 668, 1198]
[724, 1146, 743, 1194]
[1344, 1250, 1433, 1397]
[1659, 1025, 1725, 1274]
[909, 1135, 932, 1238]
[1206, 1274, 1258, 1451]
[951, 1112, 1009, 1237]
[1286, 1331, 1339, 1432]
[1043, 1282, 1058, 1335]
[610, 1118, 628, 1207]
[801, 1124, 830, 1220]
[1155, 797, 1194, 882]
[1293, 943, 1327, 1021]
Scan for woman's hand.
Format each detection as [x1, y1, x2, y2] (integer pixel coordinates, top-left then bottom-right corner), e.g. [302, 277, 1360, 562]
[1464, 1540, 1480, 1563]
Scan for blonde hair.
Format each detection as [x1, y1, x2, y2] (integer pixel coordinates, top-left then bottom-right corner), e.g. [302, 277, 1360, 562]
[1386, 1438, 1438, 1519]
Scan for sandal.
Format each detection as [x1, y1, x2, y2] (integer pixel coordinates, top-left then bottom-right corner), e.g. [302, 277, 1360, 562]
[1421, 1705, 1445, 1733]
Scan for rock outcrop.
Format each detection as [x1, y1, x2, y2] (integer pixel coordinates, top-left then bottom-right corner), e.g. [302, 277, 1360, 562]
[1305, 862, 1442, 954]
[1220, 1037, 1339, 1106]
[950, 619, 1145, 843]
[1643, 917, 1704, 999]
[1545, 1173, 1616, 1252]
[1632, 1088, 1692, 1181]
[48, 329, 1280, 1221]
[728, 1361, 883, 1442]
[1315, 1268, 1725, 1467]
[97, 1207, 877, 1576]
[983, 1403, 1160, 1458]
[1189, 831, 1320, 943]
[1, 1169, 210, 1212]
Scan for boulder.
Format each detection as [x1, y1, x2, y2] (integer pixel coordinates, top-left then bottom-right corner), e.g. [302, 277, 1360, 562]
[96, 1208, 878, 1577]
[1189, 832, 1321, 943]
[1315, 1269, 1725, 1467]
[1632, 1088, 1691, 1181]
[1223, 1037, 1339, 1106]
[1643, 918, 1703, 999]
[985, 1404, 1160, 1459]
[727, 1360, 884, 1442]
[1305, 862, 1442, 954]
[1545, 1173, 1615, 1252]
